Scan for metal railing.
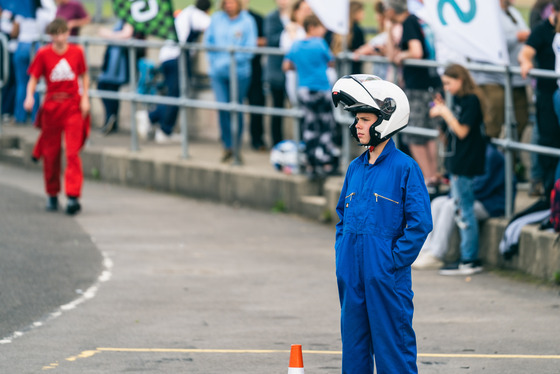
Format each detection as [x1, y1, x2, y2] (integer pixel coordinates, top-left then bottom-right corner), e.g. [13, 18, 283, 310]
[0, 34, 559, 218]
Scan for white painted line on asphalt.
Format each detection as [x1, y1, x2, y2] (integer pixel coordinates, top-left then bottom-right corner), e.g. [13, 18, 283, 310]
[0, 251, 113, 345]
[61, 347, 560, 360]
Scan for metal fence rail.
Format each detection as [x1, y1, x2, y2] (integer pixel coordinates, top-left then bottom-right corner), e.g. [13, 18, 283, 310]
[0, 35, 559, 217]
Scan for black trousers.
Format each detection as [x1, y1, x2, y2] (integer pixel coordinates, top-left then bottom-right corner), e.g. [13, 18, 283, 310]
[269, 85, 285, 146]
[536, 90, 560, 195]
[97, 81, 121, 128]
[248, 70, 265, 148]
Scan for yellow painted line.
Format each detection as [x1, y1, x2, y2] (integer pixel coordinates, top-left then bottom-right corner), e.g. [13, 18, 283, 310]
[418, 353, 560, 360]
[95, 348, 560, 360]
[65, 350, 102, 362]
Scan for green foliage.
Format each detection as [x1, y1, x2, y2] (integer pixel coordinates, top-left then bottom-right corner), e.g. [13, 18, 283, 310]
[272, 199, 286, 213]
[320, 208, 332, 223]
[90, 167, 100, 180]
[554, 271, 560, 285]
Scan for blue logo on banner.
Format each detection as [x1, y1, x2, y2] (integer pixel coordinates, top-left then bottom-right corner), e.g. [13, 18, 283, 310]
[438, 0, 477, 25]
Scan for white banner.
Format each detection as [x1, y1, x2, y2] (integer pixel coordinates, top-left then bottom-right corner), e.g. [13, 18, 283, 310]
[307, 0, 349, 35]
[423, 0, 508, 65]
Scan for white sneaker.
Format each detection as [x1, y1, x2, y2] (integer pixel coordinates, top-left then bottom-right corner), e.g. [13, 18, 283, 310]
[412, 253, 444, 270]
[439, 261, 483, 276]
[136, 110, 151, 140]
[155, 128, 182, 144]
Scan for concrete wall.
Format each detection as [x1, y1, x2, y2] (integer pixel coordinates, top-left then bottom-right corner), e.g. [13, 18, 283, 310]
[1, 131, 559, 283]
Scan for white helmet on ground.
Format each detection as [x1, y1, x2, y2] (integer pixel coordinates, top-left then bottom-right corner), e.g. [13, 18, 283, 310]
[332, 74, 410, 146]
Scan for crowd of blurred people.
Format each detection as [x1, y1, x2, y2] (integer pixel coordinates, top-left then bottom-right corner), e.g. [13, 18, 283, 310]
[0, 0, 90, 124]
[2, 0, 559, 204]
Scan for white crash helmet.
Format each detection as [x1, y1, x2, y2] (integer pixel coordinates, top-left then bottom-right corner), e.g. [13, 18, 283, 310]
[332, 74, 410, 146]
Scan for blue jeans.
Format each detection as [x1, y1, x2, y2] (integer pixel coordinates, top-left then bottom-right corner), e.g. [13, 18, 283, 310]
[450, 175, 478, 263]
[149, 59, 179, 135]
[14, 42, 38, 123]
[210, 74, 250, 150]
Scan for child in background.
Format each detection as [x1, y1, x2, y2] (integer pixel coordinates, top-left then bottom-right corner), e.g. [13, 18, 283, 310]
[282, 14, 340, 179]
[24, 18, 90, 215]
[429, 63, 487, 275]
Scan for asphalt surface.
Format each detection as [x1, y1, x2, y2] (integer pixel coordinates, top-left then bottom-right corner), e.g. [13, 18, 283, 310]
[0, 163, 559, 373]
[0, 183, 102, 340]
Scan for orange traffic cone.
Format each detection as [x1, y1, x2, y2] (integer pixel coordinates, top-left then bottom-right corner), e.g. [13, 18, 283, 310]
[288, 344, 304, 374]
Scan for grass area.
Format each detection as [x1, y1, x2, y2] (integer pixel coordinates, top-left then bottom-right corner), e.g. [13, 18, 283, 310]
[491, 268, 560, 289]
[86, 0, 532, 33]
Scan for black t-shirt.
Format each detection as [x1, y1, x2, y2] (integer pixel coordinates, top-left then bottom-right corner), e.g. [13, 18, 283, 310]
[526, 18, 557, 93]
[444, 94, 486, 176]
[399, 14, 438, 89]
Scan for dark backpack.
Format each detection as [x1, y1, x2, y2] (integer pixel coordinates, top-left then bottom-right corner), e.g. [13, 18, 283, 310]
[550, 179, 560, 232]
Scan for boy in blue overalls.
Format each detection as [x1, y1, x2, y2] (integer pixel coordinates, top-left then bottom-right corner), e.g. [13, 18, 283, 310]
[331, 75, 432, 373]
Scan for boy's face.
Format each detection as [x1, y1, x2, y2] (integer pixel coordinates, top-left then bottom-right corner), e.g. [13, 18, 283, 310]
[355, 112, 379, 144]
[50, 30, 70, 50]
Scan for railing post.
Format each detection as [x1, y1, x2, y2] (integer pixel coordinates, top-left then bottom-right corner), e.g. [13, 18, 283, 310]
[229, 46, 241, 165]
[504, 65, 515, 219]
[127, 41, 139, 152]
[178, 43, 189, 159]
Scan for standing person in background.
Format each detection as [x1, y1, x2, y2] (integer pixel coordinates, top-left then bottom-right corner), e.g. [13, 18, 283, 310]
[519, 0, 560, 199]
[501, 0, 531, 180]
[332, 74, 432, 373]
[204, 0, 257, 163]
[279, 0, 312, 106]
[429, 64, 487, 276]
[326, 1, 366, 74]
[283, 15, 339, 179]
[473, 0, 530, 141]
[471, 0, 529, 179]
[244, 0, 268, 151]
[97, 20, 146, 135]
[384, 0, 442, 192]
[24, 18, 90, 215]
[527, 0, 552, 196]
[263, 0, 291, 147]
[0, 7, 18, 119]
[13, 14, 40, 124]
[55, 0, 90, 36]
[550, 5, 560, 181]
[530, 0, 553, 29]
[353, 0, 402, 81]
[137, 0, 212, 143]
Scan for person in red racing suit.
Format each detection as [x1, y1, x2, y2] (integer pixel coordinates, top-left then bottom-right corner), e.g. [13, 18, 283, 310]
[25, 17, 90, 215]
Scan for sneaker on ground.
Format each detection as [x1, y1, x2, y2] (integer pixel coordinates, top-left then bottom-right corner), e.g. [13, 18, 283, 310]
[101, 114, 117, 136]
[46, 196, 59, 212]
[221, 149, 233, 163]
[155, 128, 182, 144]
[66, 197, 81, 216]
[136, 110, 151, 140]
[528, 180, 544, 197]
[439, 260, 483, 276]
[412, 253, 444, 270]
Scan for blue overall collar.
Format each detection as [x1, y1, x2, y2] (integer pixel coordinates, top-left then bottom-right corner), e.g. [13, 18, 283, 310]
[362, 138, 396, 165]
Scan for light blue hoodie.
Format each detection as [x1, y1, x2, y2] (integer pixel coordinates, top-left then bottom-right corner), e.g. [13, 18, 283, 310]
[204, 10, 257, 79]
